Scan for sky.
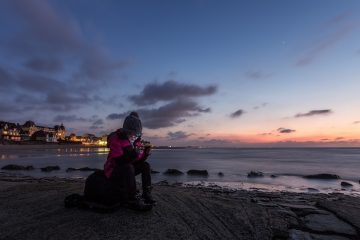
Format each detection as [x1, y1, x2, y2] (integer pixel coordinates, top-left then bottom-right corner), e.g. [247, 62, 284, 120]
[0, 0, 360, 147]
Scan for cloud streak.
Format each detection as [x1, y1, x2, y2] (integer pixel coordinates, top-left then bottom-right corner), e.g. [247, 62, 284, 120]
[245, 71, 272, 80]
[277, 128, 296, 134]
[167, 131, 192, 140]
[295, 109, 332, 118]
[296, 13, 357, 67]
[129, 80, 217, 105]
[108, 99, 211, 129]
[230, 109, 245, 118]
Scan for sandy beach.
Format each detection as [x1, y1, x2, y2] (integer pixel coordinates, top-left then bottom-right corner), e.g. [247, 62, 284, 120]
[0, 174, 359, 240]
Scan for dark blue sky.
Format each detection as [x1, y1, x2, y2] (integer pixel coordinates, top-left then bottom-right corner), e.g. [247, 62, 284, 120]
[0, 0, 359, 146]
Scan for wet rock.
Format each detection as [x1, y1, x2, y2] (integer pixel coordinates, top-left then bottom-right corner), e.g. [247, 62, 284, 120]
[218, 172, 224, 177]
[289, 229, 351, 240]
[317, 196, 360, 230]
[66, 167, 100, 172]
[303, 174, 340, 179]
[303, 213, 356, 235]
[267, 207, 298, 239]
[151, 169, 160, 174]
[187, 170, 208, 176]
[247, 171, 264, 178]
[163, 169, 184, 175]
[41, 166, 60, 172]
[270, 174, 278, 178]
[1, 164, 34, 170]
[309, 234, 351, 240]
[279, 203, 329, 216]
[340, 181, 353, 187]
[289, 229, 311, 239]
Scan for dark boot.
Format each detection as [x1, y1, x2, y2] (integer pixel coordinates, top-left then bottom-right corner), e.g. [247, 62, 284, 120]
[142, 186, 157, 205]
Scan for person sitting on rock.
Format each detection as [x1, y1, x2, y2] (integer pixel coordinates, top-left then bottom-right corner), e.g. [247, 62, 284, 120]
[104, 111, 156, 211]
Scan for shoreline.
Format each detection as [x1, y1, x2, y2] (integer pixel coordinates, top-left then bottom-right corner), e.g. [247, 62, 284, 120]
[1, 167, 360, 196]
[0, 175, 359, 239]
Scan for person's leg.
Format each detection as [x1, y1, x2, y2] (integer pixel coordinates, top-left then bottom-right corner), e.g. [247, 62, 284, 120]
[111, 163, 136, 200]
[110, 163, 153, 211]
[133, 161, 151, 191]
[133, 161, 156, 204]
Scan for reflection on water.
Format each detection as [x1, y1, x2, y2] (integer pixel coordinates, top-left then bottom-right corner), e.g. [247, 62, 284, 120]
[1, 154, 23, 160]
[0, 147, 360, 194]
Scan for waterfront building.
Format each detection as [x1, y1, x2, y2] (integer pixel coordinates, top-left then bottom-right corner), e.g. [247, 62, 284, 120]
[0, 120, 66, 142]
[0, 121, 21, 141]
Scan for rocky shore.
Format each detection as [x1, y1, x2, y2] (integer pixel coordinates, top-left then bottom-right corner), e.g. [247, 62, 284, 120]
[0, 174, 359, 240]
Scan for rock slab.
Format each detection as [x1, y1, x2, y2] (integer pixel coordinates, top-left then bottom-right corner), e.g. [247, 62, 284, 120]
[304, 213, 356, 235]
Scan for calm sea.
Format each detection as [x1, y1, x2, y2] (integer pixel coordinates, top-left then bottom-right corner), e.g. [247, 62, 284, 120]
[1, 147, 360, 194]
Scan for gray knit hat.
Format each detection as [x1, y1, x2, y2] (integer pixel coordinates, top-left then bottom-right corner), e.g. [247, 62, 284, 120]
[123, 112, 142, 137]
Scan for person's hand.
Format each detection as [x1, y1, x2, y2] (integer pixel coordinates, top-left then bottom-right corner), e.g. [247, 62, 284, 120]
[133, 137, 142, 148]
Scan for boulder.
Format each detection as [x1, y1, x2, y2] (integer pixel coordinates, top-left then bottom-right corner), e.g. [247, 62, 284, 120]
[247, 171, 264, 178]
[218, 172, 224, 177]
[1, 164, 34, 170]
[41, 166, 60, 172]
[163, 169, 184, 175]
[340, 181, 353, 187]
[187, 170, 208, 176]
[303, 174, 340, 179]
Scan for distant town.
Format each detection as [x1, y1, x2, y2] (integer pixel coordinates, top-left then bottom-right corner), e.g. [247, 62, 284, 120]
[0, 120, 107, 146]
[0, 120, 195, 149]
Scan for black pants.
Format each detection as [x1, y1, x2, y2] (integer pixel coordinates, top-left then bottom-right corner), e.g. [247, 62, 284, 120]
[110, 161, 151, 200]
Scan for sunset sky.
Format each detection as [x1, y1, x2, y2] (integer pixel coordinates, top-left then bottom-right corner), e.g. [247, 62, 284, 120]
[0, 0, 360, 147]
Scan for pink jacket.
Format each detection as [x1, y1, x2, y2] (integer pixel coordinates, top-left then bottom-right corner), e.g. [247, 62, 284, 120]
[104, 129, 145, 178]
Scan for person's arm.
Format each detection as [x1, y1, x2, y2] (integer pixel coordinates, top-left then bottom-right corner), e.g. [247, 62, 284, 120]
[111, 144, 137, 164]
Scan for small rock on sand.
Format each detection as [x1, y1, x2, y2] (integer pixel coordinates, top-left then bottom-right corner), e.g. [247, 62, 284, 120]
[307, 188, 320, 193]
[341, 181, 353, 187]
